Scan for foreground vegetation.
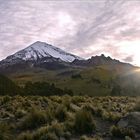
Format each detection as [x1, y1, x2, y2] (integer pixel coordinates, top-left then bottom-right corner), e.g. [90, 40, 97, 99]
[0, 95, 139, 140]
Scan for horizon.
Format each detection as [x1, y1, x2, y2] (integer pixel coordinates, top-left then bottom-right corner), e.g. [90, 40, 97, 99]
[1, 0, 140, 66]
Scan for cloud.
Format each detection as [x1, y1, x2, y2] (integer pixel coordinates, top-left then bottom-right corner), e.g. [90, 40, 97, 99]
[123, 55, 134, 63]
[0, 0, 140, 65]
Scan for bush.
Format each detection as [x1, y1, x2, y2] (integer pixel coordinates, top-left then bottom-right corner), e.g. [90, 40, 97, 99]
[17, 132, 32, 140]
[19, 108, 47, 130]
[80, 135, 89, 140]
[95, 107, 105, 117]
[0, 123, 13, 140]
[0, 96, 11, 105]
[47, 121, 64, 137]
[40, 132, 58, 140]
[133, 100, 140, 111]
[71, 74, 82, 79]
[23, 81, 72, 96]
[71, 96, 85, 104]
[125, 136, 132, 140]
[111, 84, 122, 96]
[15, 109, 27, 119]
[73, 109, 96, 134]
[110, 125, 135, 138]
[55, 105, 67, 122]
[80, 135, 102, 140]
[31, 126, 48, 140]
[33, 122, 65, 140]
[0, 74, 20, 95]
[102, 111, 121, 122]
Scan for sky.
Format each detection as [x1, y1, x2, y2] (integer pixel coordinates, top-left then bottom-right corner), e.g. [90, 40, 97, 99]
[1, 0, 140, 66]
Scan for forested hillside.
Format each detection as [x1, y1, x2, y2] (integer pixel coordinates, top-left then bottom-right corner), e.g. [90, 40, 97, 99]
[0, 74, 20, 95]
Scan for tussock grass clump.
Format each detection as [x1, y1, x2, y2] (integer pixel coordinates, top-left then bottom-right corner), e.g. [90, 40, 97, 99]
[73, 109, 96, 134]
[0, 96, 11, 105]
[80, 135, 103, 140]
[110, 125, 135, 138]
[19, 108, 47, 130]
[71, 96, 86, 104]
[133, 100, 140, 112]
[34, 121, 65, 140]
[102, 111, 121, 122]
[0, 123, 13, 140]
[40, 132, 58, 140]
[17, 132, 32, 140]
[55, 105, 67, 122]
[15, 109, 27, 119]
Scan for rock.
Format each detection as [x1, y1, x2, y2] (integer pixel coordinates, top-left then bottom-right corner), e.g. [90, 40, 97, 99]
[70, 103, 80, 112]
[118, 112, 140, 132]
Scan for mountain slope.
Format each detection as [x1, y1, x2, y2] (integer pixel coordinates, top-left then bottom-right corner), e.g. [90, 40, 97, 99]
[8, 63, 140, 96]
[72, 54, 133, 68]
[2, 41, 82, 63]
[0, 41, 83, 72]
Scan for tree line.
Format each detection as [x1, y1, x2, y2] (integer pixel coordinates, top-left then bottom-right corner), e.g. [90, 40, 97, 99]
[0, 74, 73, 96]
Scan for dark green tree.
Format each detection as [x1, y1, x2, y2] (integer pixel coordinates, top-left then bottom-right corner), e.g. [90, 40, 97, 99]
[0, 74, 20, 95]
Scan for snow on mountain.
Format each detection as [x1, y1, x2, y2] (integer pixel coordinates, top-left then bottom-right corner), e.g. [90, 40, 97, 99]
[4, 41, 83, 63]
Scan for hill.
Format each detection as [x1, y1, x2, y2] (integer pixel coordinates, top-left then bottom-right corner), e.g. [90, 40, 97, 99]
[6, 62, 140, 96]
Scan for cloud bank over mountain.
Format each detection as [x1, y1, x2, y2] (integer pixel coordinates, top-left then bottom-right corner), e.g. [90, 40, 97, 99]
[1, 0, 140, 65]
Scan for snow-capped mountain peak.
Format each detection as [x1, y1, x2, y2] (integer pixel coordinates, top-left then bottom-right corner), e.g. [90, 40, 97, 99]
[7, 41, 83, 62]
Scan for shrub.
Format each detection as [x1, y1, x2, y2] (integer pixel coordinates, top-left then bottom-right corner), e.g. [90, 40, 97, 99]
[0, 96, 11, 105]
[19, 108, 47, 130]
[102, 111, 121, 122]
[71, 74, 82, 79]
[80, 135, 89, 140]
[45, 108, 54, 123]
[73, 109, 96, 134]
[0, 74, 20, 95]
[133, 100, 140, 111]
[62, 95, 71, 109]
[55, 105, 67, 122]
[71, 96, 85, 104]
[15, 109, 27, 119]
[125, 136, 132, 140]
[82, 103, 98, 116]
[91, 78, 101, 84]
[31, 126, 48, 140]
[33, 122, 64, 140]
[95, 106, 105, 117]
[80, 135, 102, 140]
[63, 131, 71, 140]
[111, 84, 122, 96]
[47, 121, 64, 137]
[40, 132, 58, 140]
[0, 123, 12, 140]
[23, 81, 67, 96]
[17, 132, 32, 140]
[110, 125, 135, 138]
